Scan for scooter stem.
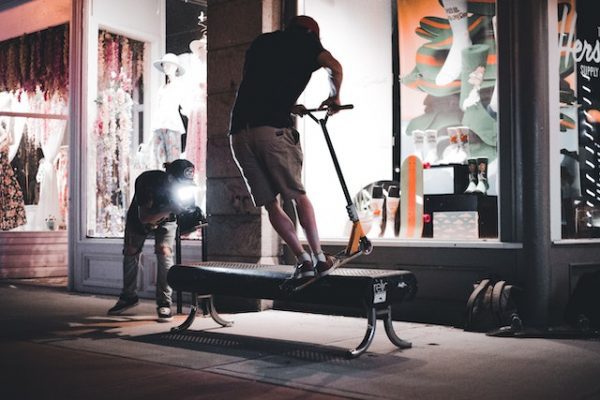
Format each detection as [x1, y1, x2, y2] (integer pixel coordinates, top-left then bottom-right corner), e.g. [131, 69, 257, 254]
[318, 118, 357, 222]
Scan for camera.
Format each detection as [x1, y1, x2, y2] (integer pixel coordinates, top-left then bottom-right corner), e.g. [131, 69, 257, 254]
[177, 205, 207, 234]
[170, 182, 207, 234]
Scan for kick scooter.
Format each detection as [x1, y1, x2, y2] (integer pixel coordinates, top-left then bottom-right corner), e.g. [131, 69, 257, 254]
[280, 104, 373, 293]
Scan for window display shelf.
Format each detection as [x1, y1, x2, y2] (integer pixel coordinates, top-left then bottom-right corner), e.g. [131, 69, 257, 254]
[423, 193, 498, 238]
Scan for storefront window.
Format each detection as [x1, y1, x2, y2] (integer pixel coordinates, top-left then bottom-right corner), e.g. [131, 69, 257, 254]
[85, 0, 207, 239]
[298, 0, 498, 241]
[298, 0, 393, 240]
[0, 23, 70, 232]
[397, 0, 498, 240]
[557, 0, 600, 239]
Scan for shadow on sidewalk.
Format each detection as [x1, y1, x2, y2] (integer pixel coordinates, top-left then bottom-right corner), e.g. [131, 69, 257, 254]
[127, 329, 413, 368]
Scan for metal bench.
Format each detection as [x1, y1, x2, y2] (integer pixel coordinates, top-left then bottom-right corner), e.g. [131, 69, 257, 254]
[167, 262, 417, 358]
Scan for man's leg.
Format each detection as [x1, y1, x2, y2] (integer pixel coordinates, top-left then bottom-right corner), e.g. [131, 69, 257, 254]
[295, 194, 338, 276]
[264, 199, 305, 257]
[122, 229, 146, 299]
[294, 194, 322, 256]
[154, 221, 176, 308]
[108, 228, 145, 315]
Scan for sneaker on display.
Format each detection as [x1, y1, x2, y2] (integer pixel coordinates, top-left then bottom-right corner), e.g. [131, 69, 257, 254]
[107, 296, 139, 315]
[157, 306, 173, 322]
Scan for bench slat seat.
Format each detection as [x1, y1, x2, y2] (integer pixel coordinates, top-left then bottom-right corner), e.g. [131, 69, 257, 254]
[168, 262, 416, 308]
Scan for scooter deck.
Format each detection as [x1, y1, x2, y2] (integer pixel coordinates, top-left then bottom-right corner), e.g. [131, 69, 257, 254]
[279, 250, 364, 293]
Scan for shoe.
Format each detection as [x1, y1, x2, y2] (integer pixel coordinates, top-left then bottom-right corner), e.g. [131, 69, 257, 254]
[315, 255, 339, 277]
[107, 296, 139, 315]
[291, 260, 315, 280]
[157, 306, 173, 322]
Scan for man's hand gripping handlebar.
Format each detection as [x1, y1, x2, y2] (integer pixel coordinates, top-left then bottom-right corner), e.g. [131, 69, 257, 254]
[291, 104, 354, 117]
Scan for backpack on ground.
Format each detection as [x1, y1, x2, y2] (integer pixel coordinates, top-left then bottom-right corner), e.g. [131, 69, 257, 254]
[464, 279, 522, 333]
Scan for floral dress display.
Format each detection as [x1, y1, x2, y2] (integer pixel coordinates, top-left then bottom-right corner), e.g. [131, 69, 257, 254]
[0, 130, 27, 231]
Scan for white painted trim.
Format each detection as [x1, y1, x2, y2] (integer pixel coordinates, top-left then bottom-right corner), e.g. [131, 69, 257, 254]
[553, 239, 600, 245]
[548, 0, 562, 242]
[313, 238, 523, 249]
[0, 111, 68, 120]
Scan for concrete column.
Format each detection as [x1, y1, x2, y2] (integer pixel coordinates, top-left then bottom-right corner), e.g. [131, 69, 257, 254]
[206, 1, 282, 274]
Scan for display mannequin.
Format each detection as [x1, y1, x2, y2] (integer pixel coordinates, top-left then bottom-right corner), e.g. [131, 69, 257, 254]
[0, 120, 27, 231]
[152, 53, 186, 168]
[436, 0, 472, 86]
[178, 38, 207, 209]
[0, 92, 27, 163]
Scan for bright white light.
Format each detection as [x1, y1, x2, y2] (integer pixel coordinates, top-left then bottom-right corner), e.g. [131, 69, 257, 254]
[177, 185, 196, 203]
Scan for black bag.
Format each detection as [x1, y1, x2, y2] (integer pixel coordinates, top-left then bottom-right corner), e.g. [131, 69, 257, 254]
[465, 279, 522, 332]
[564, 271, 600, 330]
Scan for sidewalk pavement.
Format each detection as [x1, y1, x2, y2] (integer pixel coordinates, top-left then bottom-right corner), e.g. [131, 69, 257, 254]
[1, 280, 599, 400]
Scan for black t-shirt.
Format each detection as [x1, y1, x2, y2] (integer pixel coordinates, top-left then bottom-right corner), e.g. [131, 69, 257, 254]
[230, 29, 325, 133]
[126, 170, 173, 234]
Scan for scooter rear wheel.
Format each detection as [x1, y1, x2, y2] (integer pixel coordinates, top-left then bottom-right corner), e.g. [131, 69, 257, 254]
[360, 237, 373, 255]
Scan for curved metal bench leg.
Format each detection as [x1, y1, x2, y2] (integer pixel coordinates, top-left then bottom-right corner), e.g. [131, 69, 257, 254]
[171, 292, 198, 332]
[383, 306, 412, 349]
[347, 307, 377, 358]
[203, 295, 234, 327]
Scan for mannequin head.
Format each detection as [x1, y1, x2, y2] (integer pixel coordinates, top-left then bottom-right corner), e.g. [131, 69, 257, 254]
[153, 53, 185, 79]
[162, 62, 178, 77]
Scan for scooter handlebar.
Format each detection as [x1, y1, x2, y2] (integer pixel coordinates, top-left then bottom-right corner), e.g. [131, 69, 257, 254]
[305, 104, 354, 112]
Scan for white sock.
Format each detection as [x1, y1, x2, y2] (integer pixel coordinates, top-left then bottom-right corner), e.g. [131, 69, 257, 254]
[436, 0, 472, 86]
[315, 251, 327, 263]
[298, 251, 311, 264]
[424, 129, 439, 164]
[413, 130, 425, 160]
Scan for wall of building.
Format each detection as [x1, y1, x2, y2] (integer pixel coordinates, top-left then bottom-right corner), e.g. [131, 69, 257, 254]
[0, 0, 70, 41]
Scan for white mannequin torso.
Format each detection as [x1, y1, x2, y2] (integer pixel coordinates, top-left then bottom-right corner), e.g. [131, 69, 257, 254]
[151, 78, 186, 133]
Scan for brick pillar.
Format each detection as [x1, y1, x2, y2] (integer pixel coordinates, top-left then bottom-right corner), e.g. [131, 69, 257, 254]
[206, 0, 282, 309]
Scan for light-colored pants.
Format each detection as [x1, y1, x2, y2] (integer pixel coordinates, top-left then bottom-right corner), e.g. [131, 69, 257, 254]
[153, 128, 181, 167]
[120, 221, 177, 307]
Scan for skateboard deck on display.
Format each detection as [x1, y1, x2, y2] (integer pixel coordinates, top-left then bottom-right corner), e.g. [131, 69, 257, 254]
[399, 155, 424, 239]
[279, 249, 365, 294]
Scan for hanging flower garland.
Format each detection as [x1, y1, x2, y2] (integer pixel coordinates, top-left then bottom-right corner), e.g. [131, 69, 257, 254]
[93, 30, 145, 236]
[0, 24, 69, 99]
[94, 70, 134, 236]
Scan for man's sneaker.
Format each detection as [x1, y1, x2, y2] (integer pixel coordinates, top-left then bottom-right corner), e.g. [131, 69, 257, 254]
[107, 296, 139, 315]
[157, 306, 173, 322]
[291, 259, 315, 280]
[315, 255, 339, 277]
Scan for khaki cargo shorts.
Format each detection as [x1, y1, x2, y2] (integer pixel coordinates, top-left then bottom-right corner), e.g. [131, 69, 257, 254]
[230, 126, 305, 207]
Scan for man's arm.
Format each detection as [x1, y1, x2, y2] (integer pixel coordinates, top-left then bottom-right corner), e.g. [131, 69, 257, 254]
[317, 50, 343, 113]
[137, 191, 175, 227]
